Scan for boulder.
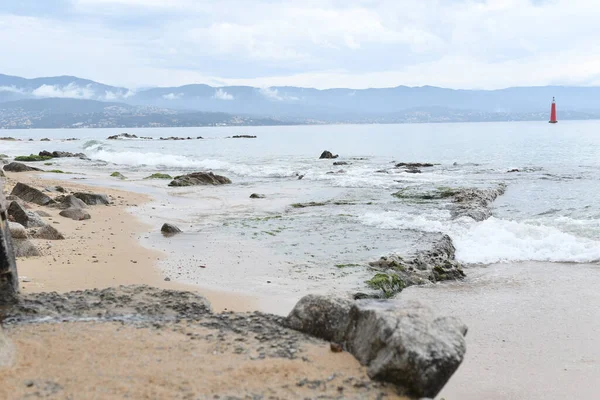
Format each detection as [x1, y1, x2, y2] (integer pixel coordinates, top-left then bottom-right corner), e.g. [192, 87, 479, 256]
[161, 223, 182, 235]
[285, 295, 467, 398]
[54, 195, 87, 210]
[319, 150, 339, 159]
[249, 193, 266, 199]
[8, 222, 27, 239]
[12, 238, 41, 257]
[73, 192, 110, 205]
[168, 172, 232, 187]
[7, 202, 47, 228]
[3, 162, 42, 172]
[30, 225, 65, 240]
[59, 208, 91, 221]
[10, 182, 55, 206]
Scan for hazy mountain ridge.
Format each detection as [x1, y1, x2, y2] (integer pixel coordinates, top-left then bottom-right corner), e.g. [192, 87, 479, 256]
[1, 73, 600, 128]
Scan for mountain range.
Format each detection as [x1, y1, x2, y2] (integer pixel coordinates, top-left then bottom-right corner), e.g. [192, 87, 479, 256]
[2, 73, 600, 128]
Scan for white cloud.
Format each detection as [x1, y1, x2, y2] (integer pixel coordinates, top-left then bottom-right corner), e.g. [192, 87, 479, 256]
[212, 88, 233, 100]
[0, 86, 26, 94]
[259, 87, 299, 102]
[32, 83, 95, 99]
[162, 92, 183, 100]
[104, 89, 135, 100]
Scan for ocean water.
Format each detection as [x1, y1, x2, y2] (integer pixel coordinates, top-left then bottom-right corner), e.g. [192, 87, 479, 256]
[2, 121, 600, 298]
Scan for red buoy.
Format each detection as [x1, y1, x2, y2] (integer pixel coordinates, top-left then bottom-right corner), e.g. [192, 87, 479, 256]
[549, 97, 558, 123]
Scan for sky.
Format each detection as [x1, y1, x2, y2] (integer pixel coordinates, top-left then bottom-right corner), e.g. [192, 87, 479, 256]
[1, 0, 600, 89]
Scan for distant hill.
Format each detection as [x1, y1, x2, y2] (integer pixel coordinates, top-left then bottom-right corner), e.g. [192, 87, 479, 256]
[2, 73, 600, 127]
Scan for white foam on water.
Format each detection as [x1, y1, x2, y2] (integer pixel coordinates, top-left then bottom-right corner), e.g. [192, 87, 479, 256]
[359, 211, 600, 264]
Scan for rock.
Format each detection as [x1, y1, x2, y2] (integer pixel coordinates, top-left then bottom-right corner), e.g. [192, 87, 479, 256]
[36, 210, 52, 217]
[0, 187, 19, 305]
[54, 195, 87, 210]
[12, 238, 41, 257]
[110, 172, 126, 179]
[395, 162, 434, 168]
[3, 162, 42, 172]
[168, 172, 232, 187]
[285, 295, 467, 398]
[144, 173, 173, 180]
[8, 222, 27, 239]
[40, 138, 51, 141]
[7, 202, 47, 228]
[161, 223, 182, 235]
[333, 161, 349, 166]
[451, 184, 507, 221]
[30, 225, 65, 240]
[10, 182, 56, 206]
[44, 185, 66, 193]
[250, 193, 266, 199]
[405, 168, 422, 174]
[59, 208, 91, 221]
[73, 192, 110, 205]
[230, 135, 257, 138]
[107, 133, 138, 140]
[319, 150, 339, 159]
[39, 150, 87, 159]
[507, 168, 520, 173]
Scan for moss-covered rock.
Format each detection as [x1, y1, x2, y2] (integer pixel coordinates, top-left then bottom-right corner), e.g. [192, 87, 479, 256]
[144, 173, 173, 180]
[366, 273, 408, 298]
[14, 154, 53, 162]
[110, 172, 126, 179]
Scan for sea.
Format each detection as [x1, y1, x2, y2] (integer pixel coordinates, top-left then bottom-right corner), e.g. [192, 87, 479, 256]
[2, 121, 600, 308]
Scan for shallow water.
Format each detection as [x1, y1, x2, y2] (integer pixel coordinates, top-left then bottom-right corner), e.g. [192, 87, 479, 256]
[2, 121, 600, 299]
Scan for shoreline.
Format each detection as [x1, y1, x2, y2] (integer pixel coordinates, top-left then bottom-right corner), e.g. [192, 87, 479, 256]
[3, 171, 263, 313]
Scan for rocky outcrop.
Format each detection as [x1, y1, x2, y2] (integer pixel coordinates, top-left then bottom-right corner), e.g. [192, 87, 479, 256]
[39, 150, 87, 159]
[10, 182, 55, 206]
[3, 162, 42, 172]
[30, 225, 65, 240]
[161, 223, 182, 236]
[7, 222, 27, 239]
[59, 208, 91, 221]
[285, 295, 467, 398]
[168, 172, 232, 187]
[319, 150, 339, 159]
[7, 202, 47, 228]
[107, 133, 138, 140]
[0, 186, 19, 305]
[249, 193, 266, 199]
[451, 184, 506, 221]
[73, 192, 110, 205]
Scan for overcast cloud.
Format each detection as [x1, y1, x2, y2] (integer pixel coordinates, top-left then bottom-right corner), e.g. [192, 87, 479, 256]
[1, 0, 599, 89]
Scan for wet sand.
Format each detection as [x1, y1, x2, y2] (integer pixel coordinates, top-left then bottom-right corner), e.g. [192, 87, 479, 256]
[399, 261, 600, 400]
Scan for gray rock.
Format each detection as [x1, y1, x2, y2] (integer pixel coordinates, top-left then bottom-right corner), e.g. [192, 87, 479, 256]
[10, 182, 55, 206]
[8, 202, 47, 228]
[0, 186, 19, 305]
[54, 195, 87, 210]
[451, 184, 507, 221]
[73, 192, 110, 205]
[59, 208, 91, 221]
[319, 150, 339, 159]
[285, 295, 467, 398]
[161, 223, 182, 235]
[250, 193, 266, 199]
[168, 172, 232, 187]
[8, 222, 27, 239]
[30, 225, 65, 240]
[44, 185, 66, 193]
[333, 161, 349, 166]
[3, 162, 42, 172]
[12, 238, 41, 257]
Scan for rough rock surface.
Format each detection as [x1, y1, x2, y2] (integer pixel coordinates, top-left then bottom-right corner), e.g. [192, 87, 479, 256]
[73, 192, 110, 205]
[10, 183, 55, 206]
[4, 285, 213, 322]
[319, 150, 339, 159]
[285, 295, 467, 398]
[12, 238, 40, 257]
[160, 223, 182, 235]
[451, 184, 507, 221]
[3, 162, 42, 172]
[249, 193, 266, 199]
[107, 133, 138, 140]
[168, 172, 232, 187]
[54, 195, 87, 210]
[0, 186, 19, 305]
[7, 222, 27, 239]
[7, 202, 47, 228]
[30, 225, 65, 240]
[59, 208, 91, 221]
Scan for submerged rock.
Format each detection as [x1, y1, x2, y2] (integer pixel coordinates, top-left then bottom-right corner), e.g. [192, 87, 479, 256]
[319, 150, 339, 159]
[3, 162, 42, 173]
[333, 161, 349, 166]
[59, 208, 91, 221]
[285, 295, 467, 398]
[250, 193, 266, 199]
[107, 133, 138, 140]
[168, 172, 232, 187]
[110, 172, 126, 179]
[10, 182, 55, 206]
[73, 192, 110, 205]
[161, 223, 182, 236]
[395, 162, 434, 168]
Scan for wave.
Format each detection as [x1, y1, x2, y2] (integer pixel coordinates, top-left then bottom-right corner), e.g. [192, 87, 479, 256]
[358, 212, 600, 264]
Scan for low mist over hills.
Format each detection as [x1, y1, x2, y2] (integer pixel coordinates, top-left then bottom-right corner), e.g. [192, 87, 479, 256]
[2, 73, 600, 128]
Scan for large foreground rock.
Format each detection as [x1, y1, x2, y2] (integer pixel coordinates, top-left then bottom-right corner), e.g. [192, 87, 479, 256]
[168, 172, 232, 187]
[73, 192, 110, 205]
[285, 295, 467, 398]
[7, 202, 47, 228]
[10, 182, 55, 206]
[0, 187, 19, 305]
[3, 162, 42, 172]
[59, 208, 91, 221]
